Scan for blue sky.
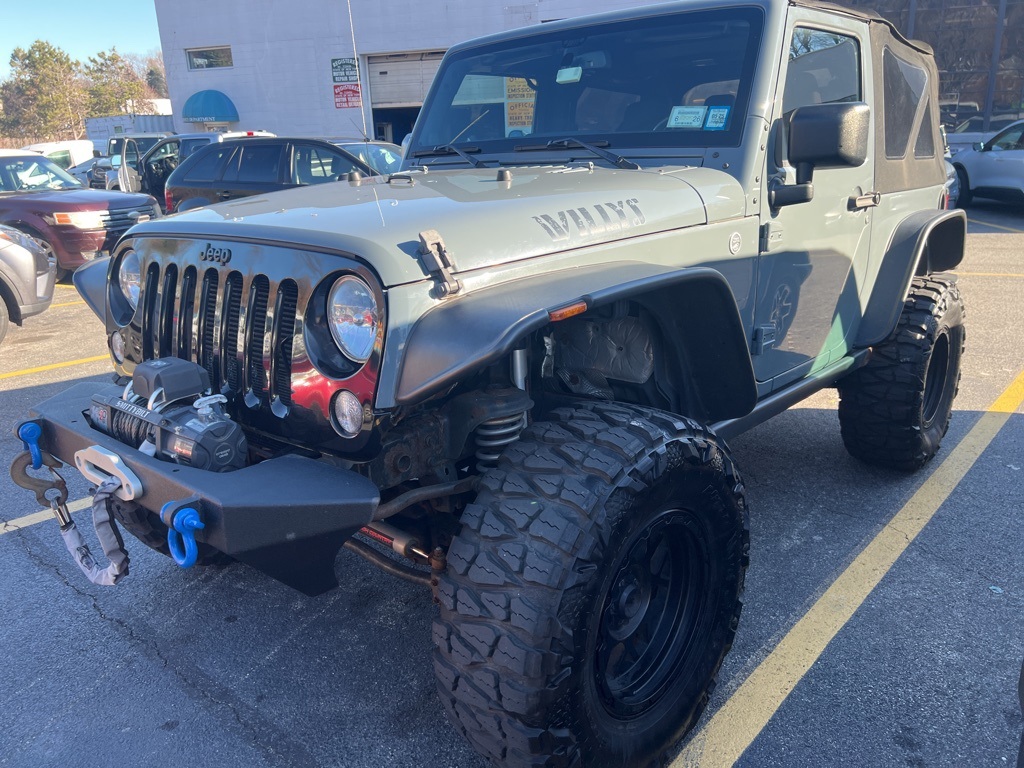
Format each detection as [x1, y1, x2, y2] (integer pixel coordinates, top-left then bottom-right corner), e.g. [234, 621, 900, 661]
[0, 1, 161, 79]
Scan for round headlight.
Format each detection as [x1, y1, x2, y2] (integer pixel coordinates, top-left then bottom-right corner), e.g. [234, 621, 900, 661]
[328, 276, 379, 363]
[118, 250, 141, 310]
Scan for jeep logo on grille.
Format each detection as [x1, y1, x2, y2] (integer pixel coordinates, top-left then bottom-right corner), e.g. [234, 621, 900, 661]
[199, 244, 232, 265]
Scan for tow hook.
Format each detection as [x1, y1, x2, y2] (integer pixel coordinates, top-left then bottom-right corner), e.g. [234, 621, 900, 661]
[10, 427, 130, 586]
[160, 498, 205, 568]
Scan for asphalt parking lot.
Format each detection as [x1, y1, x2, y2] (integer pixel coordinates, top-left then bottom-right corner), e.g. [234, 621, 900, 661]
[1, 203, 1022, 768]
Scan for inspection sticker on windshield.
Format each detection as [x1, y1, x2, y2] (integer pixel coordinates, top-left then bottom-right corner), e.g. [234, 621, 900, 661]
[704, 106, 730, 131]
[666, 106, 707, 129]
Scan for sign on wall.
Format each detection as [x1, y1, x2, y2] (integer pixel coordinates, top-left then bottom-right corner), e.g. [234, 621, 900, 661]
[334, 84, 362, 109]
[332, 58, 359, 84]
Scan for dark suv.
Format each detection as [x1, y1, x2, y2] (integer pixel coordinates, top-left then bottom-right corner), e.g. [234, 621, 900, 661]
[162, 137, 380, 213]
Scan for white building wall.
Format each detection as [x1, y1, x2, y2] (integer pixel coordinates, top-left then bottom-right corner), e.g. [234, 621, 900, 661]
[155, 0, 660, 136]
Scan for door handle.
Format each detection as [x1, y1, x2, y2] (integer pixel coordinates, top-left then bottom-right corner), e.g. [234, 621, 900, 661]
[217, 191, 231, 199]
[848, 191, 880, 210]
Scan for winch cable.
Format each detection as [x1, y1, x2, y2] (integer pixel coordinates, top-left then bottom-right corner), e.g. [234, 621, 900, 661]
[56, 476, 130, 586]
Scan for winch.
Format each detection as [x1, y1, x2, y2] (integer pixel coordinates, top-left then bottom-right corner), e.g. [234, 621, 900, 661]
[88, 358, 248, 472]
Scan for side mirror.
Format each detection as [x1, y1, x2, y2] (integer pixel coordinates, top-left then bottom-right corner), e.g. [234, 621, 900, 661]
[110, 154, 123, 168]
[974, 142, 986, 152]
[771, 102, 870, 208]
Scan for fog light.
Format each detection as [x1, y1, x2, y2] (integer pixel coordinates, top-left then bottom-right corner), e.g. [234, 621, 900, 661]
[110, 332, 126, 363]
[332, 390, 363, 437]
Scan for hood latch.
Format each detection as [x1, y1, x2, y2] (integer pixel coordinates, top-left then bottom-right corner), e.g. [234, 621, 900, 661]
[418, 229, 461, 297]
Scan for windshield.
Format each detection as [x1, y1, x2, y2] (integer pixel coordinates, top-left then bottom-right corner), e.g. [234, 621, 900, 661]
[0, 155, 84, 193]
[335, 142, 404, 174]
[410, 7, 763, 162]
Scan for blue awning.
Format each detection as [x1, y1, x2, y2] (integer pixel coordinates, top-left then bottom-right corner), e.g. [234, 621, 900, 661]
[182, 90, 239, 123]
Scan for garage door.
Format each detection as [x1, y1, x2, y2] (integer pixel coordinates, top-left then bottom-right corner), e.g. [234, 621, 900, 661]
[367, 51, 446, 107]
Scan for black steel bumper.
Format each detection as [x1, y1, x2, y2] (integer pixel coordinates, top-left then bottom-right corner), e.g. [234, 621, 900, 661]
[25, 381, 381, 595]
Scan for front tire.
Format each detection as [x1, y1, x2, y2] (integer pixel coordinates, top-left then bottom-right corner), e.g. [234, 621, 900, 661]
[433, 403, 748, 767]
[837, 276, 965, 471]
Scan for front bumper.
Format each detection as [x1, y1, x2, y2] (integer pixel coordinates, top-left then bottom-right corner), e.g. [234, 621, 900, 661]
[25, 381, 381, 595]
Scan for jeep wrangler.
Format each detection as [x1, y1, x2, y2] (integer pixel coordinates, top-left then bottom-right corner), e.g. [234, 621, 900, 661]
[12, 1, 966, 766]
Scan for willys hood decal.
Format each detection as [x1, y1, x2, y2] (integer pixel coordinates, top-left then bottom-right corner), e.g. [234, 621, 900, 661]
[130, 165, 744, 287]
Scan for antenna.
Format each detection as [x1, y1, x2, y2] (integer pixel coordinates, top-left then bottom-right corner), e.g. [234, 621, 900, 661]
[346, 0, 368, 139]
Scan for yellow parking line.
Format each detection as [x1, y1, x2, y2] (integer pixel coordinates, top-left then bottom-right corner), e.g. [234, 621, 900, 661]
[674, 368, 1024, 768]
[0, 498, 91, 536]
[50, 300, 86, 308]
[967, 218, 1024, 234]
[0, 355, 108, 380]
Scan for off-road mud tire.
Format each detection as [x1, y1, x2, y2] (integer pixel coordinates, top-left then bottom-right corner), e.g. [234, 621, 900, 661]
[109, 497, 229, 566]
[838, 276, 965, 471]
[433, 403, 749, 768]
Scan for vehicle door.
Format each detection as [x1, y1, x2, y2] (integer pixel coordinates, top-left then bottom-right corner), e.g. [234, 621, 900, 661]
[116, 138, 142, 193]
[969, 123, 1024, 192]
[288, 142, 364, 188]
[140, 139, 181, 201]
[754, 15, 874, 388]
[167, 145, 236, 212]
[217, 141, 287, 202]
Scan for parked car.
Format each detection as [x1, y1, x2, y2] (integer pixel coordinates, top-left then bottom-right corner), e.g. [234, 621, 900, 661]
[112, 130, 275, 208]
[946, 113, 1024, 155]
[944, 159, 960, 208]
[89, 133, 175, 189]
[0, 150, 161, 280]
[0, 223, 55, 345]
[326, 138, 403, 175]
[66, 157, 101, 186]
[160, 137, 378, 212]
[952, 119, 1024, 206]
[20, 140, 98, 170]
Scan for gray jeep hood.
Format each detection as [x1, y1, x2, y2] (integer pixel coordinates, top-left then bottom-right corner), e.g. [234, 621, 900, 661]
[133, 165, 744, 287]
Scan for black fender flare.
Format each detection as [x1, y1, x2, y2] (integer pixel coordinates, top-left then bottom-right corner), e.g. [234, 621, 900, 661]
[393, 261, 757, 422]
[855, 208, 965, 347]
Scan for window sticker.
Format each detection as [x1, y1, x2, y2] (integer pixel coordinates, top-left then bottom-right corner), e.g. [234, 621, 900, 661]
[666, 106, 707, 129]
[705, 106, 730, 131]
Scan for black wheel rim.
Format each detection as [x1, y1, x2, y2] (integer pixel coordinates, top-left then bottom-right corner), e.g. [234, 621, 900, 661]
[922, 331, 950, 427]
[594, 509, 710, 719]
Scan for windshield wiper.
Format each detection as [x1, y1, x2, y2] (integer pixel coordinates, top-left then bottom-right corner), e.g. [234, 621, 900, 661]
[513, 137, 641, 170]
[410, 144, 487, 168]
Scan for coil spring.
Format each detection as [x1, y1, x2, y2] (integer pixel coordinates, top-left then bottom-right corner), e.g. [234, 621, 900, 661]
[475, 412, 527, 471]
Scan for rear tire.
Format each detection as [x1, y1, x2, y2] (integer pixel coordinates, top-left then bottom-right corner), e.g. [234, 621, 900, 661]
[433, 403, 748, 767]
[954, 166, 972, 207]
[837, 276, 965, 471]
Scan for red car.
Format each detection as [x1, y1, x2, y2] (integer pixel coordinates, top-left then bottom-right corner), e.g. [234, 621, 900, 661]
[0, 149, 160, 280]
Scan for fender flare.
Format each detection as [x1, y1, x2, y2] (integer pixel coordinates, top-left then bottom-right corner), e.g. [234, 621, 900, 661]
[72, 256, 116, 331]
[393, 261, 757, 422]
[855, 208, 965, 347]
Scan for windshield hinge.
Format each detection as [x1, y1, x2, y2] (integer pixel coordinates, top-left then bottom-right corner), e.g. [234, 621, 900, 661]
[418, 230, 461, 297]
[759, 222, 783, 253]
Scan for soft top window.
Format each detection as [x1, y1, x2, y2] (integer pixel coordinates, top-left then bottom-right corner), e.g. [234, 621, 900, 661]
[883, 47, 929, 159]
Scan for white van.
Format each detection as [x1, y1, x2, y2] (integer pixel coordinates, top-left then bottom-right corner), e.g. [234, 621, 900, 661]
[20, 140, 97, 170]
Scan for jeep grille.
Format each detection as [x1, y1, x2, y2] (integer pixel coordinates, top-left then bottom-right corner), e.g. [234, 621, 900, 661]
[140, 263, 297, 415]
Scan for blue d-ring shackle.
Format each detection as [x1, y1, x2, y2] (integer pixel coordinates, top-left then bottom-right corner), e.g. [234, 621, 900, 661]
[17, 422, 44, 470]
[160, 503, 205, 568]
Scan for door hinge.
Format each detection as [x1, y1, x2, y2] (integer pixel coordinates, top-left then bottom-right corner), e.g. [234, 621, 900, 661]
[752, 324, 776, 355]
[759, 222, 783, 253]
[418, 229, 461, 297]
